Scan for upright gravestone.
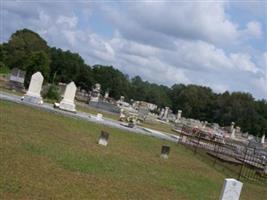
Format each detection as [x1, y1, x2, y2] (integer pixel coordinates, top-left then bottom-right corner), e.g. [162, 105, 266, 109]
[59, 81, 76, 112]
[23, 72, 44, 104]
[264, 164, 267, 174]
[219, 178, 243, 200]
[160, 145, 170, 159]
[162, 107, 169, 121]
[159, 108, 165, 119]
[261, 134, 265, 144]
[98, 131, 109, 146]
[177, 110, 182, 121]
[230, 122, 235, 133]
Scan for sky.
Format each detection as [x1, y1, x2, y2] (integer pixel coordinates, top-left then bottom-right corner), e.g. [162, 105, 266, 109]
[1, 0, 267, 99]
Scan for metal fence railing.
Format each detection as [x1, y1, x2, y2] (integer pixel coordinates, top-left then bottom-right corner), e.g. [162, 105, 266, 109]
[176, 128, 267, 185]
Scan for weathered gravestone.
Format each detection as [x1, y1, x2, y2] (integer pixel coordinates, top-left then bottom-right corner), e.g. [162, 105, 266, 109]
[8, 68, 25, 89]
[219, 178, 243, 200]
[23, 72, 43, 104]
[160, 145, 170, 159]
[264, 164, 267, 174]
[98, 131, 109, 146]
[59, 81, 76, 112]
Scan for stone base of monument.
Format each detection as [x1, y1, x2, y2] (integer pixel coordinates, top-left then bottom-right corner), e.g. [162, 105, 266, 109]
[23, 95, 43, 104]
[59, 100, 76, 113]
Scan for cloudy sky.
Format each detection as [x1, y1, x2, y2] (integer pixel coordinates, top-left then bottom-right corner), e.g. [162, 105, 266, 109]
[1, 0, 267, 99]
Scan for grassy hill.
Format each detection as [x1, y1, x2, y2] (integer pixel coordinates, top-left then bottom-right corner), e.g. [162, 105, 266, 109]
[0, 100, 266, 199]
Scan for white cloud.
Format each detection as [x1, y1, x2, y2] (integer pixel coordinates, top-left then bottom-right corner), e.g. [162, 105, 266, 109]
[1, 1, 266, 99]
[241, 21, 263, 39]
[230, 53, 259, 73]
[105, 1, 263, 48]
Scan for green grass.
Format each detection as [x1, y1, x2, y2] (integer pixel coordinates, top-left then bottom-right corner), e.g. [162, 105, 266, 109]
[0, 100, 266, 199]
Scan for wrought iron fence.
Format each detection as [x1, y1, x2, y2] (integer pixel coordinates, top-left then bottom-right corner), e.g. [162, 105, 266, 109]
[176, 127, 267, 185]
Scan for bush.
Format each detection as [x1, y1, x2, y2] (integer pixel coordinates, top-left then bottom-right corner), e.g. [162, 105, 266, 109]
[0, 62, 10, 74]
[44, 84, 60, 101]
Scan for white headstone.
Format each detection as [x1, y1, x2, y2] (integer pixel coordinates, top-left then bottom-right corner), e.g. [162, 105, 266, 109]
[104, 91, 109, 99]
[96, 113, 103, 121]
[231, 128, 236, 139]
[230, 122, 235, 133]
[163, 107, 169, 120]
[159, 108, 165, 119]
[177, 110, 182, 121]
[261, 134, 265, 144]
[182, 135, 187, 143]
[219, 178, 243, 200]
[23, 72, 44, 104]
[59, 81, 76, 112]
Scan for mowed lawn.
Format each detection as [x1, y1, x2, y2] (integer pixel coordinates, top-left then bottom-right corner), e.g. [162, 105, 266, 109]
[0, 100, 266, 200]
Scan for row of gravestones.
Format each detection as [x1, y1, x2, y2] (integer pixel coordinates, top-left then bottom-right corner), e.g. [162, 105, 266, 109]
[99, 130, 243, 200]
[23, 72, 244, 200]
[22, 72, 77, 112]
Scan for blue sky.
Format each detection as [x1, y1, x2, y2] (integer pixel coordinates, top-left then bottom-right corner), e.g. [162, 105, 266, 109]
[1, 0, 266, 99]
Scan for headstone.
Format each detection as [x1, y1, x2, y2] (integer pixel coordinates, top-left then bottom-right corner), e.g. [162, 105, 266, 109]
[23, 72, 44, 104]
[59, 81, 76, 112]
[104, 91, 109, 99]
[219, 178, 243, 200]
[230, 122, 235, 133]
[264, 164, 267, 174]
[231, 128, 236, 139]
[177, 110, 182, 121]
[261, 134, 265, 144]
[182, 135, 187, 143]
[9, 68, 25, 89]
[162, 107, 169, 120]
[96, 113, 103, 120]
[160, 145, 170, 159]
[98, 131, 109, 146]
[159, 108, 165, 119]
[90, 83, 101, 102]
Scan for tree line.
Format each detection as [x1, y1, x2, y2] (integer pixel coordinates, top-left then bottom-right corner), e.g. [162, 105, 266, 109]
[0, 29, 266, 136]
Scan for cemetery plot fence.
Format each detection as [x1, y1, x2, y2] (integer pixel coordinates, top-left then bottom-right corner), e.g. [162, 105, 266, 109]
[177, 132, 267, 185]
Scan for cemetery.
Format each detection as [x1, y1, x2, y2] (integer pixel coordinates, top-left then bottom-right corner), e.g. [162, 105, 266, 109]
[0, 70, 266, 199]
[1, 0, 267, 197]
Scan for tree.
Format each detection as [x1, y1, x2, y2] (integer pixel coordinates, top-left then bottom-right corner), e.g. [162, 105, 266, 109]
[92, 65, 130, 100]
[49, 48, 94, 90]
[5, 29, 50, 69]
[24, 51, 50, 87]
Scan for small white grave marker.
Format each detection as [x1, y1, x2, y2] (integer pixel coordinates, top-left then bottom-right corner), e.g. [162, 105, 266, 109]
[182, 135, 187, 143]
[96, 113, 103, 121]
[98, 131, 109, 146]
[219, 178, 243, 200]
